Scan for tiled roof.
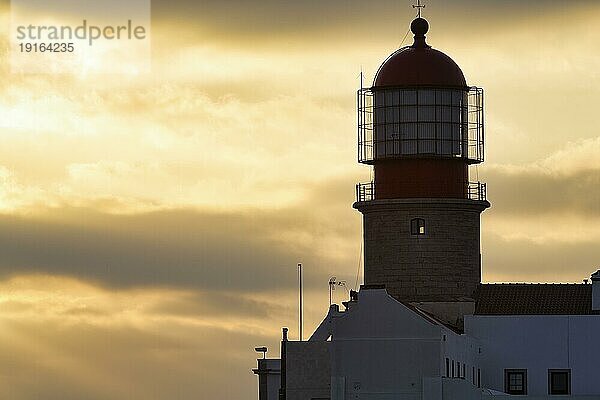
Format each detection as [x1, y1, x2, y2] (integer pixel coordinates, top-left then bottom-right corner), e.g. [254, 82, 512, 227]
[475, 284, 593, 315]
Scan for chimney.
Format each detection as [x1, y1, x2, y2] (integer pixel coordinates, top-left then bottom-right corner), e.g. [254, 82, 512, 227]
[592, 270, 600, 312]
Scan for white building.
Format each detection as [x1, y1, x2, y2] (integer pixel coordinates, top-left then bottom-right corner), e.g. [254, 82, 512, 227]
[253, 14, 600, 400]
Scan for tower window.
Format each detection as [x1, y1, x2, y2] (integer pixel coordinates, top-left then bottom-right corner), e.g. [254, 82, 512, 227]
[410, 218, 426, 235]
[549, 370, 570, 395]
[505, 369, 527, 395]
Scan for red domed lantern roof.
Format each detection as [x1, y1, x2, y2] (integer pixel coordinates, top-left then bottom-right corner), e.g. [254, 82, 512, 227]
[373, 18, 467, 88]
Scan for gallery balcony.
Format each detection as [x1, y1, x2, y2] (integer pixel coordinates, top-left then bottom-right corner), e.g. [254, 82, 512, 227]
[355, 181, 487, 203]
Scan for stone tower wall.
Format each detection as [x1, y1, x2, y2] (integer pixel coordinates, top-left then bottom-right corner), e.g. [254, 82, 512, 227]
[354, 198, 489, 302]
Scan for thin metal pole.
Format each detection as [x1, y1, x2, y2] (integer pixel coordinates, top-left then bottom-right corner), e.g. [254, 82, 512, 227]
[298, 263, 303, 341]
[360, 69, 364, 90]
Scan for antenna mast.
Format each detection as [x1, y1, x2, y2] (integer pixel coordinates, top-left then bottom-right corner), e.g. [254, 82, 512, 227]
[298, 263, 303, 341]
[328, 277, 347, 305]
[360, 69, 364, 90]
[329, 277, 336, 305]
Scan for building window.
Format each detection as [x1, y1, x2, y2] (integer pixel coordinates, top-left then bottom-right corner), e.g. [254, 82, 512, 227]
[505, 369, 527, 395]
[410, 218, 425, 235]
[477, 369, 481, 388]
[549, 370, 571, 395]
[445, 358, 450, 378]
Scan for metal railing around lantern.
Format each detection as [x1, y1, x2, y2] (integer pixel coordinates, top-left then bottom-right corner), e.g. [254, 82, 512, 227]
[357, 86, 484, 164]
[355, 181, 487, 203]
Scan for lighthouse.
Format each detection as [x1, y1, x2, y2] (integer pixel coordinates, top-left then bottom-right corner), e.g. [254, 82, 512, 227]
[253, 9, 600, 400]
[354, 16, 490, 303]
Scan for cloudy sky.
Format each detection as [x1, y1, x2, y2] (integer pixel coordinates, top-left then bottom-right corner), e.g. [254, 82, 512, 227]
[1, 0, 599, 398]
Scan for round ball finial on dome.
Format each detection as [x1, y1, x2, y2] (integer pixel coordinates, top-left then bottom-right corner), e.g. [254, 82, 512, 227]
[410, 17, 430, 48]
[411, 17, 429, 36]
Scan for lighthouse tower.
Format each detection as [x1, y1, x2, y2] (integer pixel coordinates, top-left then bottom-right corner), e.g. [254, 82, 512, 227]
[354, 16, 490, 304]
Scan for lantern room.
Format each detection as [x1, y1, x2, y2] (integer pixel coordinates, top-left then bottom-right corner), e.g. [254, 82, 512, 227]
[356, 17, 486, 201]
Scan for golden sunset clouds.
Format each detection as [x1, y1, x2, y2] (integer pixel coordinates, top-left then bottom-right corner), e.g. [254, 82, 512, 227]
[0, 0, 600, 398]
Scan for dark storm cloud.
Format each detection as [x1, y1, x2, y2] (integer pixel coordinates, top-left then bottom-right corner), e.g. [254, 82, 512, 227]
[0, 178, 360, 291]
[149, 291, 290, 319]
[0, 209, 334, 290]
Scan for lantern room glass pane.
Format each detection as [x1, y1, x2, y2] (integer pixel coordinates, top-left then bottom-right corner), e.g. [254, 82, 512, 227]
[402, 90, 417, 104]
[372, 87, 468, 159]
[358, 86, 483, 164]
[419, 106, 436, 121]
[437, 90, 451, 104]
[418, 89, 436, 105]
[401, 106, 417, 121]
